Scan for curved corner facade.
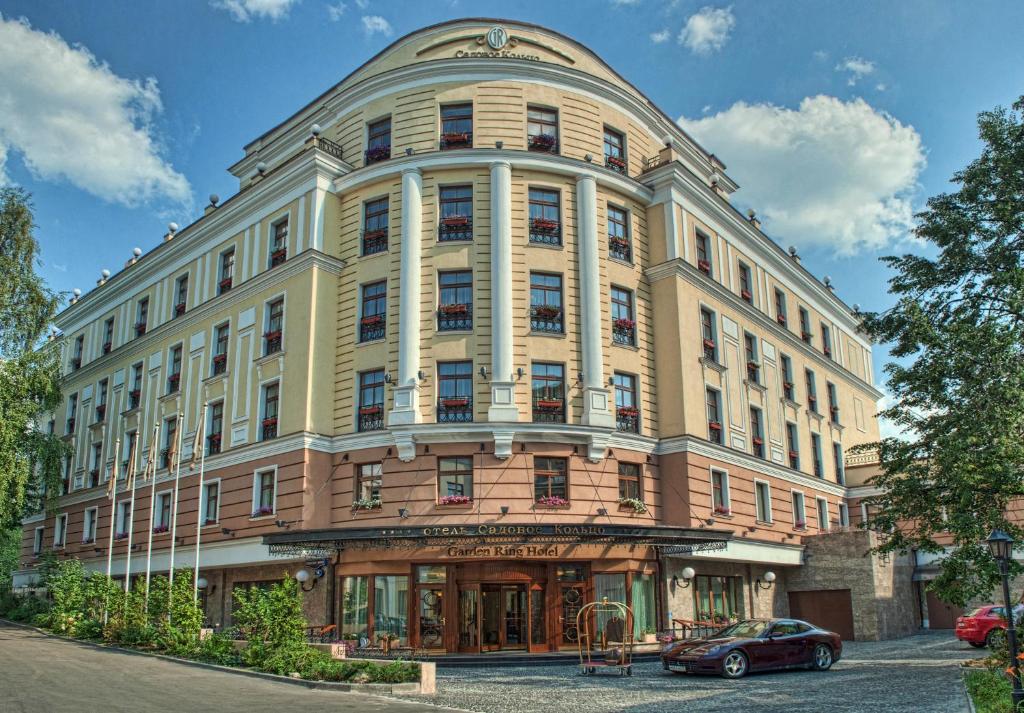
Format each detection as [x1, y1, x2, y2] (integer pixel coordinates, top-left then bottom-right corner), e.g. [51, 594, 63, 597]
[17, 20, 908, 651]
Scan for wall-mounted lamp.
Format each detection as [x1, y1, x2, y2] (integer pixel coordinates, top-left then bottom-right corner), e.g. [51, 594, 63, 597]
[221, 527, 235, 536]
[197, 576, 217, 596]
[384, 372, 393, 384]
[584, 153, 593, 162]
[295, 566, 325, 592]
[398, 508, 409, 519]
[500, 505, 509, 515]
[576, 372, 585, 384]
[672, 566, 696, 590]
[597, 508, 608, 516]
[417, 370, 427, 381]
[756, 571, 776, 590]
[607, 375, 615, 386]
[479, 366, 488, 379]
[495, 141, 504, 149]
[405, 147, 414, 156]
[516, 367, 525, 380]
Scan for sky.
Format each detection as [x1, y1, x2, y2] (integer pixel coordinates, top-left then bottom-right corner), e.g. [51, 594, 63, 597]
[1, 0, 1022, 432]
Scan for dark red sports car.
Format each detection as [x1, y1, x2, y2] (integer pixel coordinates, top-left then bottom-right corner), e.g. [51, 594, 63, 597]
[661, 618, 842, 679]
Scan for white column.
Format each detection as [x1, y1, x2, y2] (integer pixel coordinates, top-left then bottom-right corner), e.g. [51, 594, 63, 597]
[388, 167, 422, 428]
[576, 174, 614, 429]
[488, 161, 519, 427]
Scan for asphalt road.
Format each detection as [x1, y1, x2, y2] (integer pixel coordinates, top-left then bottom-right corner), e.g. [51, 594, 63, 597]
[0, 622, 455, 713]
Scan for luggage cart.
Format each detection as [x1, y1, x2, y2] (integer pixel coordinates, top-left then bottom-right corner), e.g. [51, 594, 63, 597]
[576, 598, 634, 676]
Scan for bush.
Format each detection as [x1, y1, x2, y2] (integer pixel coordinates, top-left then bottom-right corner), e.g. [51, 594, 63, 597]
[966, 668, 1013, 713]
[232, 576, 306, 668]
[45, 560, 87, 634]
[0, 591, 49, 622]
[194, 632, 241, 666]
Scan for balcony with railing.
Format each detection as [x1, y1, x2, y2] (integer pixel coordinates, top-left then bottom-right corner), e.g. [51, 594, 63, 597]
[608, 236, 632, 262]
[264, 329, 282, 355]
[529, 217, 561, 246]
[360, 314, 386, 342]
[612, 318, 635, 346]
[208, 433, 222, 455]
[532, 399, 565, 424]
[261, 418, 278, 440]
[358, 405, 384, 432]
[605, 155, 628, 175]
[364, 144, 390, 165]
[362, 228, 388, 255]
[437, 397, 473, 423]
[640, 155, 669, 173]
[438, 304, 472, 332]
[616, 406, 639, 433]
[528, 134, 558, 153]
[315, 136, 344, 161]
[530, 305, 563, 333]
[438, 215, 472, 242]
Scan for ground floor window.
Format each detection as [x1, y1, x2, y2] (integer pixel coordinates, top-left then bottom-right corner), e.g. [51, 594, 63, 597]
[374, 575, 409, 645]
[593, 573, 627, 640]
[341, 576, 369, 642]
[693, 575, 745, 624]
[631, 573, 656, 638]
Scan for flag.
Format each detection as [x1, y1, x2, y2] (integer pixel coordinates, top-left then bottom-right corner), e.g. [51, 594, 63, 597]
[140, 424, 159, 482]
[124, 433, 138, 490]
[190, 405, 207, 469]
[106, 438, 120, 500]
[167, 414, 181, 471]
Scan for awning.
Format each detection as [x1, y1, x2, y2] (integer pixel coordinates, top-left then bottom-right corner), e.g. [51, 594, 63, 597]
[264, 523, 731, 558]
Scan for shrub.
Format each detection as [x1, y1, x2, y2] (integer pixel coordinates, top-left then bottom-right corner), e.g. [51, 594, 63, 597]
[232, 576, 306, 668]
[0, 591, 49, 622]
[45, 560, 87, 634]
[193, 632, 241, 666]
[966, 668, 1013, 713]
[152, 570, 203, 657]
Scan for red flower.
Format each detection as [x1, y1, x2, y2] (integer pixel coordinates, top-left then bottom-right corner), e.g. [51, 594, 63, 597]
[441, 397, 469, 408]
[708, 421, 722, 431]
[441, 215, 469, 227]
[741, 290, 752, 301]
[359, 405, 381, 415]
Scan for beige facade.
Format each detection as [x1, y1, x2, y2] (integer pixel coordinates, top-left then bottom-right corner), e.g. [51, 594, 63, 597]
[17, 19, 912, 649]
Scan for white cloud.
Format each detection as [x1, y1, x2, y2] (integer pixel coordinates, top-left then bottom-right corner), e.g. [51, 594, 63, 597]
[354, 0, 369, 8]
[875, 82, 887, 92]
[701, 104, 711, 114]
[611, 0, 641, 5]
[650, 29, 671, 44]
[835, 56, 876, 86]
[0, 16, 190, 206]
[812, 49, 828, 62]
[51, 262, 67, 272]
[212, 0, 298, 22]
[361, 15, 392, 36]
[325, 1, 345, 20]
[678, 5, 735, 55]
[678, 95, 925, 255]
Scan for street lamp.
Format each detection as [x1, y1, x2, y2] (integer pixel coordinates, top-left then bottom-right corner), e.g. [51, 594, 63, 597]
[986, 529, 1024, 708]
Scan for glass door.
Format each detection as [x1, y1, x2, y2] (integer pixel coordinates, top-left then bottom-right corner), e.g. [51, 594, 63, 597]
[502, 585, 527, 650]
[417, 587, 445, 649]
[481, 585, 502, 651]
[458, 587, 480, 652]
[559, 584, 585, 646]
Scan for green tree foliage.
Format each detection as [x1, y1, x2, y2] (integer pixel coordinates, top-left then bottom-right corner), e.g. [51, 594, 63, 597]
[0, 187, 66, 529]
[232, 575, 307, 669]
[859, 96, 1024, 605]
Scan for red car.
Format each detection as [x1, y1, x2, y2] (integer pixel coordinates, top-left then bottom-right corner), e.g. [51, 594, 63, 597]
[661, 618, 842, 679]
[956, 605, 1014, 648]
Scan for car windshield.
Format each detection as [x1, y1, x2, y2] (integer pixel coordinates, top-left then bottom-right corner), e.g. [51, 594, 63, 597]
[966, 607, 987, 617]
[712, 620, 770, 638]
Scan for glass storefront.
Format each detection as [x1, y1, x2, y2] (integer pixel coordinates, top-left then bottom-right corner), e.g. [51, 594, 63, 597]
[693, 575, 745, 624]
[631, 573, 656, 637]
[374, 575, 408, 645]
[341, 575, 369, 642]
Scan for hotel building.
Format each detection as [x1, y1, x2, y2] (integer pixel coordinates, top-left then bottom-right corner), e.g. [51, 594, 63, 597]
[15, 19, 920, 650]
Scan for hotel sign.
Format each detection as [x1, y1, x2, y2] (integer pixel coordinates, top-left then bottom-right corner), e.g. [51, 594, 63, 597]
[417, 27, 575, 65]
[447, 544, 559, 558]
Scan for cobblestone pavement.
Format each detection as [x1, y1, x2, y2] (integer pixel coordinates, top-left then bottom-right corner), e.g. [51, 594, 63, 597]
[393, 631, 982, 713]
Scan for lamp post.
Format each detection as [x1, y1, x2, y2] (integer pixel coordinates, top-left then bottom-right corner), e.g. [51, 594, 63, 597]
[986, 529, 1024, 708]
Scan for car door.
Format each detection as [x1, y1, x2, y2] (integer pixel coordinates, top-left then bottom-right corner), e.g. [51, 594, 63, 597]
[786, 622, 817, 666]
[762, 621, 801, 669]
[749, 622, 791, 670]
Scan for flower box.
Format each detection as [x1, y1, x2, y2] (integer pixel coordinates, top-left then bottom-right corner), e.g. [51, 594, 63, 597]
[209, 433, 222, 444]
[789, 450, 799, 460]
[747, 361, 760, 370]
[609, 236, 630, 249]
[741, 290, 752, 301]
[777, 314, 787, 325]
[713, 505, 731, 516]
[359, 405, 382, 415]
[103, 341, 112, 352]
[360, 314, 384, 326]
[263, 329, 281, 341]
[606, 155, 627, 169]
[697, 259, 711, 273]
[536, 495, 569, 508]
[708, 421, 722, 431]
[212, 353, 227, 364]
[441, 397, 469, 408]
[618, 497, 647, 514]
[71, 358, 82, 369]
[363, 228, 387, 240]
[439, 495, 472, 506]
[614, 318, 636, 330]
[270, 248, 287, 261]
[702, 338, 716, 351]
[535, 399, 563, 410]
[794, 520, 807, 529]
[441, 215, 469, 227]
[352, 498, 382, 511]
[114, 532, 129, 540]
[219, 277, 233, 290]
[823, 347, 832, 357]
[365, 145, 391, 163]
[530, 217, 559, 233]
[81, 538, 95, 545]
[152, 524, 169, 534]
[96, 404, 106, 416]
[783, 381, 793, 391]
[261, 417, 277, 427]
[801, 331, 812, 341]
[134, 322, 147, 335]
[532, 305, 561, 319]
[442, 132, 470, 145]
[252, 506, 274, 517]
[175, 303, 186, 316]
[203, 518, 217, 526]
[616, 406, 639, 418]
[808, 396, 817, 407]
[529, 134, 557, 150]
[439, 303, 469, 315]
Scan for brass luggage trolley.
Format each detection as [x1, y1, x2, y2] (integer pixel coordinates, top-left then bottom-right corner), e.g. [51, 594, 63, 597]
[576, 598, 634, 676]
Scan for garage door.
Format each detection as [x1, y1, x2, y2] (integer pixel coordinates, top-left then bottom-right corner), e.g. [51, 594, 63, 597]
[788, 589, 856, 641]
[925, 589, 963, 629]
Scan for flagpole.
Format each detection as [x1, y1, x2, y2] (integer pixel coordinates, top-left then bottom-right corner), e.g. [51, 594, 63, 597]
[103, 436, 120, 625]
[122, 435, 138, 593]
[192, 403, 209, 603]
[143, 421, 159, 609]
[167, 412, 185, 604]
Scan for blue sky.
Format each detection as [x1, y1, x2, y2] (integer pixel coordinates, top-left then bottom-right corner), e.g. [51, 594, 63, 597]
[1, 0, 1022, 413]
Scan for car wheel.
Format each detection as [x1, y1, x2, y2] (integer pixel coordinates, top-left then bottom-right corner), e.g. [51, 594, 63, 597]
[812, 644, 834, 671]
[721, 651, 749, 679]
[987, 629, 1007, 650]
[968, 642, 986, 649]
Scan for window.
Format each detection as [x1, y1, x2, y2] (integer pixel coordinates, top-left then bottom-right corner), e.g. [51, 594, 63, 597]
[744, 332, 760, 383]
[534, 457, 567, 503]
[607, 205, 631, 262]
[270, 217, 288, 267]
[738, 262, 753, 303]
[706, 388, 723, 443]
[212, 323, 229, 375]
[711, 469, 730, 515]
[750, 407, 764, 458]
[264, 298, 284, 354]
[437, 361, 473, 423]
[774, 288, 788, 327]
[252, 469, 276, 516]
[531, 362, 565, 423]
[780, 355, 794, 401]
[821, 324, 833, 359]
[365, 116, 391, 164]
[811, 433, 823, 478]
[102, 318, 114, 353]
[618, 462, 641, 502]
[161, 417, 177, 469]
[355, 463, 382, 505]
[54, 514, 67, 547]
[527, 106, 558, 152]
[135, 299, 149, 337]
[261, 383, 279, 440]
[440, 103, 473, 148]
[603, 126, 626, 174]
[83, 507, 97, 544]
[833, 443, 845, 485]
[66, 393, 78, 433]
[61, 455, 72, 495]
[115, 501, 131, 538]
[340, 575, 369, 640]
[128, 363, 142, 410]
[792, 491, 807, 529]
[95, 379, 108, 422]
[208, 401, 224, 454]
[827, 382, 840, 424]
[438, 271, 473, 331]
[799, 307, 812, 344]
[357, 369, 385, 432]
[611, 286, 636, 346]
[174, 275, 188, 317]
[438, 185, 473, 241]
[72, 335, 84, 369]
[838, 502, 850, 527]
[359, 281, 387, 342]
[167, 345, 182, 394]
[218, 250, 235, 294]
[202, 481, 220, 525]
[529, 272, 563, 333]
[438, 457, 473, 503]
[700, 307, 717, 361]
[33, 526, 44, 555]
[613, 372, 639, 433]
[693, 575, 745, 622]
[755, 481, 772, 523]
[362, 197, 389, 255]
[696, 230, 712, 275]
[528, 188, 561, 245]
[817, 497, 829, 530]
[786, 422, 799, 469]
[89, 442, 102, 487]
[805, 369, 818, 413]
[154, 491, 172, 532]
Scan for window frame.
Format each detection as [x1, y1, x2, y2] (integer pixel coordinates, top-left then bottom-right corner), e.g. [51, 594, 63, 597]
[526, 105, 559, 153]
[750, 406, 765, 458]
[264, 296, 285, 355]
[438, 184, 473, 241]
[613, 371, 639, 433]
[357, 369, 386, 432]
[811, 432, 823, 478]
[710, 469, 731, 515]
[791, 490, 807, 529]
[218, 249, 235, 294]
[706, 387, 723, 443]
[799, 307, 812, 344]
[816, 497, 830, 531]
[201, 478, 221, 526]
[440, 103, 473, 148]
[154, 489, 173, 531]
[695, 230, 713, 275]
[529, 271, 564, 333]
[533, 456, 569, 503]
[738, 262, 753, 303]
[53, 513, 68, 548]
[780, 354, 795, 401]
[359, 280, 388, 342]
[528, 187, 562, 246]
[611, 285, 636, 346]
[365, 116, 392, 164]
[754, 479, 773, 524]
[174, 274, 189, 316]
[744, 332, 760, 383]
[361, 196, 390, 255]
[269, 215, 289, 267]
[786, 421, 800, 470]
[437, 270, 473, 331]
[83, 506, 98, 544]
[602, 125, 627, 173]
[33, 526, 45, 555]
[617, 462, 642, 502]
[251, 467, 277, 517]
[774, 288, 788, 327]
[355, 462, 383, 504]
[607, 204, 632, 263]
[531, 361, 566, 423]
[437, 456, 474, 503]
[833, 442, 845, 485]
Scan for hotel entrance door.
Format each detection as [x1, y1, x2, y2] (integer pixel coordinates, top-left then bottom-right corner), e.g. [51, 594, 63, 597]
[481, 584, 527, 651]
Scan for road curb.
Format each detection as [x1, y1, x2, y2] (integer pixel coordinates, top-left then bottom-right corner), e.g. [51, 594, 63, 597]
[959, 664, 978, 713]
[0, 618, 423, 695]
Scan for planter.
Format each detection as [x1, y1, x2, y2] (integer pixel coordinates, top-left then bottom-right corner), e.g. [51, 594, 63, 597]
[358, 406, 381, 415]
[529, 134, 557, 150]
[697, 259, 711, 273]
[439, 304, 468, 315]
[251, 506, 274, 518]
[219, 278, 233, 290]
[702, 338, 716, 350]
[363, 229, 387, 240]
[532, 306, 561, 319]
[714, 506, 731, 516]
[360, 315, 383, 326]
[614, 318, 635, 330]
[261, 418, 277, 428]
[708, 421, 722, 431]
[777, 315, 787, 325]
[440, 398, 469, 408]
[263, 330, 281, 341]
[530, 218, 559, 233]
[535, 400, 563, 410]
[439, 495, 472, 506]
[616, 407, 639, 418]
[741, 290, 752, 300]
[441, 215, 469, 227]
[175, 303, 186, 316]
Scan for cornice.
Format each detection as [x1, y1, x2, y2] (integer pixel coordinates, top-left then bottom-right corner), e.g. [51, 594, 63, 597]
[646, 258, 883, 400]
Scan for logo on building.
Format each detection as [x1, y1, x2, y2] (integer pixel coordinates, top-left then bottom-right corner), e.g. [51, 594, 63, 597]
[486, 26, 508, 50]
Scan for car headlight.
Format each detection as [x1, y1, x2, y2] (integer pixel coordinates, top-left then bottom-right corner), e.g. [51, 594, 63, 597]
[700, 645, 723, 657]
[661, 642, 678, 654]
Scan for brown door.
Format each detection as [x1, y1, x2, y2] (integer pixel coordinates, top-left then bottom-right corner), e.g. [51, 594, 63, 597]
[787, 589, 855, 640]
[925, 589, 964, 629]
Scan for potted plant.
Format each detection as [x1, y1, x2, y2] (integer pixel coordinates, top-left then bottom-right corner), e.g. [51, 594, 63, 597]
[614, 317, 635, 331]
[218, 277, 232, 291]
[270, 247, 287, 263]
[103, 341, 113, 352]
[365, 145, 391, 163]
[251, 505, 274, 518]
[536, 495, 569, 508]
[363, 227, 387, 240]
[618, 497, 647, 514]
[263, 328, 281, 341]
[114, 531, 128, 540]
[642, 628, 658, 644]
[530, 217, 559, 232]
[708, 421, 722, 432]
[532, 304, 561, 319]
[175, 302, 186, 316]
[702, 338, 716, 351]
[439, 494, 472, 505]
[529, 133, 556, 150]
[152, 524, 169, 534]
[353, 497, 382, 511]
[442, 131, 470, 146]
[713, 504, 731, 516]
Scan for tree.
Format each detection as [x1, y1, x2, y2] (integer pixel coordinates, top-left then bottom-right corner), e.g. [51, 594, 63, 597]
[859, 96, 1024, 606]
[0, 187, 66, 532]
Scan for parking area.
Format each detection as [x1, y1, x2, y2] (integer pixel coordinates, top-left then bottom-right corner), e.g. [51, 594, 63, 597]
[392, 631, 982, 713]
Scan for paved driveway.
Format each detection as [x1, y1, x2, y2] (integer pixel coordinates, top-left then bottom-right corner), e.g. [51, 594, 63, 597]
[392, 631, 981, 713]
[0, 622, 453, 713]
